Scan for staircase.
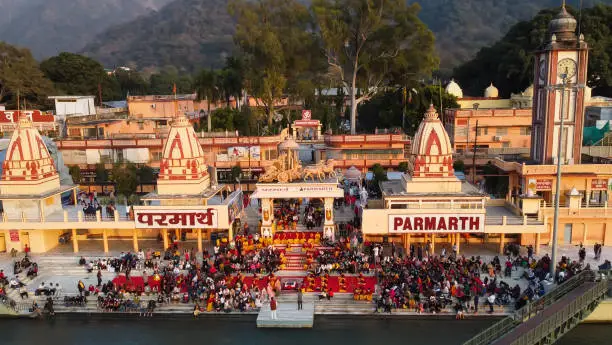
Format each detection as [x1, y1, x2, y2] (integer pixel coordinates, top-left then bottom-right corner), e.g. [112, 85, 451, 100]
[277, 243, 307, 272]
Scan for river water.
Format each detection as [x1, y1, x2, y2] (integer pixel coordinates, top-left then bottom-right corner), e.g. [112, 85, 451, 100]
[0, 316, 608, 345]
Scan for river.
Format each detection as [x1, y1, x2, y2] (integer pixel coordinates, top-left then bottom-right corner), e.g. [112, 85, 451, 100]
[0, 316, 608, 345]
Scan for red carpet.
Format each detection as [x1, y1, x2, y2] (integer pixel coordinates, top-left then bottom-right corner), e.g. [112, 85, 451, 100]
[301, 276, 376, 293]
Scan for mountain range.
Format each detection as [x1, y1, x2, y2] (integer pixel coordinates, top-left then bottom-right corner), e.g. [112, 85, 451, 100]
[0, 0, 611, 71]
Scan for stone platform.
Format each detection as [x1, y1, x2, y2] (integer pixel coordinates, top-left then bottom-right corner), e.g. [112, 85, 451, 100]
[256, 295, 314, 328]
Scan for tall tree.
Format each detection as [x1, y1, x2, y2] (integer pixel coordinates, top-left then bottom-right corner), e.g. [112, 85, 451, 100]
[149, 65, 193, 95]
[113, 68, 149, 97]
[312, 0, 438, 134]
[195, 69, 221, 132]
[40, 52, 119, 102]
[0, 42, 55, 109]
[230, 0, 320, 126]
[220, 56, 245, 109]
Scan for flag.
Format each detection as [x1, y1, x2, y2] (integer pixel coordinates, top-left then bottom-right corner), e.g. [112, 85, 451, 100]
[172, 83, 177, 95]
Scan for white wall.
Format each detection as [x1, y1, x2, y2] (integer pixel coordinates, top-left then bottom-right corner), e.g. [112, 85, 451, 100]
[54, 97, 96, 117]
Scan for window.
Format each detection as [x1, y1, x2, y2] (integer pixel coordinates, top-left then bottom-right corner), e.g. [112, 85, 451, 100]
[496, 127, 508, 135]
[520, 127, 531, 136]
[138, 122, 144, 130]
[476, 127, 488, 136]
[502, 142, 510, 148]
[456, 126, 467, 136]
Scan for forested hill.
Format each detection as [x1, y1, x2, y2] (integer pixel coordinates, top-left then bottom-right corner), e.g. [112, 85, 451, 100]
[0, 0, 173, 59]
[79, 0, 612, 71]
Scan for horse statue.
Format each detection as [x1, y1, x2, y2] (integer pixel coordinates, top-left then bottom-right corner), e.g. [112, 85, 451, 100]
[321, 159, 336, 178]
[303, 164, 324, 182]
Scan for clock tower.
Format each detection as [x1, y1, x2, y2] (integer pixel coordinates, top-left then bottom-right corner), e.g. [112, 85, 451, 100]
[531, 3, 588, 164]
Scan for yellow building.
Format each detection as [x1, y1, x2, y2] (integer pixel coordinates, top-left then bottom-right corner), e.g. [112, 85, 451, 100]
[0, 115, 238, 254]
[361, 105, 545, 254]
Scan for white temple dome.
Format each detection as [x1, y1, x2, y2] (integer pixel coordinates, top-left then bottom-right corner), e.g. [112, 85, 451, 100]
[157, 115, 210, 195]
[485, 83, 499, 98]
[0, 117, 60, 195]
[445, 79, 463, 98]
[409, 105, 454, 178]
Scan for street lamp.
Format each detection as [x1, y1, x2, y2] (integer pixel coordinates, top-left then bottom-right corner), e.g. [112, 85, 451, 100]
[546, 72, 584, 278]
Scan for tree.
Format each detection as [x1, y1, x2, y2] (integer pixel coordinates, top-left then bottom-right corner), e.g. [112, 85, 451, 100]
[371, 163, 387, 182]
[40, 52, 119, 101]
[398, 161, 409, 173]
[68, 165, 82, 184]
[219, 56, 245, 109]
[149, 66, 193, 95]
[194, 69, 221, 131]
[230, 0, 320, 126]
[113, 68, 149, 97]
[112, 163, 139, 200]
[312, 0, 438, 134]
[94, 163, 109, 184]
[454, 4, 612, 98]
[137, 165, 156, 184]
[0, 42, 55, 109]
[453, 159, 465, 172]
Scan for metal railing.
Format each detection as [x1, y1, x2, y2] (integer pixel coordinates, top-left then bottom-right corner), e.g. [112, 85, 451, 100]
[462, 270, 602, 345]
[0, 294, 31, 314]
[508, 278, 608, 345]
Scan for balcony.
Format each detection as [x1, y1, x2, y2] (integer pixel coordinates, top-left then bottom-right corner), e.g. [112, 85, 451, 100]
[0, 205, 133, 230]
[324, 134, 411, 146]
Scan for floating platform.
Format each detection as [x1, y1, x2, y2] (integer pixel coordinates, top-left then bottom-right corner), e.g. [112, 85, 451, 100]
[256, 297, 314, 328]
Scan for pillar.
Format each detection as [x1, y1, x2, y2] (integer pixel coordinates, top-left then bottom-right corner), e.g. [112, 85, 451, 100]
[228, 226, 234, 241]
[448, 233, 452, 244]
[133, 230, 139, 252]
[582, 223, 588, 245]
[499, 233, 505, 255]
[535, 233, 541, 255]
[431, 234, 435, 255]
[175, 229, 180, 241]
[102, 229, 109, 253]
[456, 233, 460, 255]
[323, 197, 335, 239]
[72, 229, 79, 253]
[261, 198, 274, 237]
[163, 229, 169, 249]
[197, 229, 202, 252]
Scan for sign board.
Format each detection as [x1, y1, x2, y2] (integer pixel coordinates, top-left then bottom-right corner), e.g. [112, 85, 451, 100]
[9, 230, 20, 242]
[134, 209, 218, 229]
[527, 178, 553, 195]
[301, 109, 311, 120]
[226, 190, 244, 224]
[228, 146, 261, 160]
[389, 214, 485, 233]
[591, 179, 608, 190]
[293, 120, 320, 127]
[254, 183, 343, 199]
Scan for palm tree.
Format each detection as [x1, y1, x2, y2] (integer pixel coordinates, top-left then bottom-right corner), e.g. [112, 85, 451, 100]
[221, 56, 244, 109]
[195, 69, 220, 132]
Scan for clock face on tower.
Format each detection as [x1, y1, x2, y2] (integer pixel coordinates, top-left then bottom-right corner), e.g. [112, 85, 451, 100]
[538, 57, 547, 85]
[557, 58, 577, 80]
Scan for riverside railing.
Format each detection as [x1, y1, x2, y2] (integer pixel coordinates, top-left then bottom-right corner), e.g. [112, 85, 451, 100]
[462, 270, 602, 345]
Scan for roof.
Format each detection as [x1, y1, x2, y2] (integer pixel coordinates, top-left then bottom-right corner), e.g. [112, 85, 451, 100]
[102, 101, 127, 108]
[48, 96, 95, 100]
[381, 179, 483, 197]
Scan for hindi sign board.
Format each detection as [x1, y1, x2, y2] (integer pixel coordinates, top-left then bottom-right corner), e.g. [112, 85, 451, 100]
[591, 179, 608, 190]
[254, 183, 343, 198]
[389, 214, 485, 233]
[134, 209, 218, 229]
[9, 230, 19, 242]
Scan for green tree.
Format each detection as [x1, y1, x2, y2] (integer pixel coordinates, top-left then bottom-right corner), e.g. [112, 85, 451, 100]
[231, 165, 243, 181]
[230, 0, 319, 126]
[94, 163, 109, 184]
[40, 52, 119, 101]
[113, 68, 149, 97]
[149, 66, 193, 95]
[137, 165, 156, 184]
[0, 42, 55, 109]
[454, 4, 612, 98]
[453, 159, 465, 172]
[398, 161, 409, 173]
[68, 165, 82, 184]
[219, 56, 245, 109]
[112, 163, 139, 200]
[371, 163, 387, 183]
[312, 0, 438, 134]
[195, 69, 221, 131]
